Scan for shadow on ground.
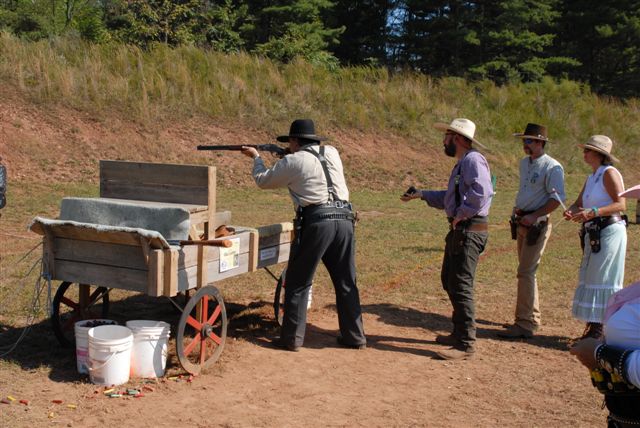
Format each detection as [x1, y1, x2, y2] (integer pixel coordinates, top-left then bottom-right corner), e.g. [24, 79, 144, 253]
[0, 294, 279, 383]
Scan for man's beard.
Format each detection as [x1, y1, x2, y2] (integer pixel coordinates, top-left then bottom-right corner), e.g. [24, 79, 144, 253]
[523, 145, 532, 155]
[444, 141, 456, 157]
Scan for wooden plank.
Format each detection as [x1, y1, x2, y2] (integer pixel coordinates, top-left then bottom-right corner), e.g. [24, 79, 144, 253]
[163, 249, 179, 297]
[248, 230, 259, 272]
[100, 160, 210, 188]
[43, 229, 56, 278]
[206, 166, 216, 239]
[40, 224, 166, 248]
[258, 231, 293, 249]
[147, 250, 164, 297]
[53, 260, 148, 292]
[197, 245, 208, 289]
[256, 243, 291, 269]
[54, 238, 148, 270]
[177, 232, 253, 269]
[99, 182, 209, 206]
[177, 253, 251, 292]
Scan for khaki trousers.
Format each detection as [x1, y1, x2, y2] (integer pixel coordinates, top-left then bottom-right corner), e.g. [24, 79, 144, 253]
[515, 222, 552, 332]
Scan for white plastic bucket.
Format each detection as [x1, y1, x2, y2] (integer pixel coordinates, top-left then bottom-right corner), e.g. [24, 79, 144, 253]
[74, 319, 117, 374]
[88, 325, 133, 386]
[126, 320, 171, 378]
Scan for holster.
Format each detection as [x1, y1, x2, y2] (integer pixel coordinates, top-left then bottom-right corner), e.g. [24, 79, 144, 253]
[509, 215, 517, 240]
[584, 222, 602, 253]
[451, 228, 466, 255]
[526, 222, 545, 246]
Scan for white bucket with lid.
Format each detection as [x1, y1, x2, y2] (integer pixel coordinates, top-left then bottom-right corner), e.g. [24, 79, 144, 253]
[88, 325, 133, 385]
[126, 320, 171, 378]
[75, 319, 117, 374]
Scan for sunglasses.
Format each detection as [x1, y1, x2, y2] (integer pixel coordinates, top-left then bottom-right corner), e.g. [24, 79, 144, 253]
[523, 138, 538, 145]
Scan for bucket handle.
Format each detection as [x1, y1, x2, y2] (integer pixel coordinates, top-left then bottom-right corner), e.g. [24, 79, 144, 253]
[87, 350, 117, 373]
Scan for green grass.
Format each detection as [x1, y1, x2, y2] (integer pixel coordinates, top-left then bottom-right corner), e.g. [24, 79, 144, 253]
[1, 32, 639, 184]
[2, 180, 638, 335]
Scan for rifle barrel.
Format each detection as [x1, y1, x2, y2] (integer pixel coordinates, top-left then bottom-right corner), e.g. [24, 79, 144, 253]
[197, 145, 245, 151]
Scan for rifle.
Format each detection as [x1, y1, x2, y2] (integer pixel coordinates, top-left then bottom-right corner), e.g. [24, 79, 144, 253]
[197, 144, 289, 158]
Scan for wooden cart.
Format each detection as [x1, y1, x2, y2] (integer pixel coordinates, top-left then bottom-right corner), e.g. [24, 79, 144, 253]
[30, 160, 292, 374]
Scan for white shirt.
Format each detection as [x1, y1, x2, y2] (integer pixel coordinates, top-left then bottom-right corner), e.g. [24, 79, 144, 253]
[251, 144, 349, 209]
[583, 165, 624, 209]
[605, 302, 640, 388]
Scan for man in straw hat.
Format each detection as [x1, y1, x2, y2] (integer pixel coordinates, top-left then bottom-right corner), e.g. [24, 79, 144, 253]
[401, 118, 493, 359]
[563, 135, 626, 341]
[498, 123, 565, 340]
[241, 119, 366, 352]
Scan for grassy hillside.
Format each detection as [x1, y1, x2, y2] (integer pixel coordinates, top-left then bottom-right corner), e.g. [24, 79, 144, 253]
[1, 32, 639, 186]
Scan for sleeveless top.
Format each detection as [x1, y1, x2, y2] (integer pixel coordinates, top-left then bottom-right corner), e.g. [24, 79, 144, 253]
[582, 165, 624, 209]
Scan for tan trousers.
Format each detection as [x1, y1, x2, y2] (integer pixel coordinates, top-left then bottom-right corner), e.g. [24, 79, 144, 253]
[515, 222, 552, 332]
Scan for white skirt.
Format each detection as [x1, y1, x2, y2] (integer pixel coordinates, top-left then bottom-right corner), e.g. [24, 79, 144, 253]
[572, 222, 627, 323]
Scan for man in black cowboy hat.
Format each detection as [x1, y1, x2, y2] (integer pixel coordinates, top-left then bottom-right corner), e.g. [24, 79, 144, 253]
[498, 123, 565, 339]
[241, 119, 366, 351]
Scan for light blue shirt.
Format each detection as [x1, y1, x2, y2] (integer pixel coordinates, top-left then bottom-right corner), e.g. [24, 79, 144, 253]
[515, 154, 565, 211]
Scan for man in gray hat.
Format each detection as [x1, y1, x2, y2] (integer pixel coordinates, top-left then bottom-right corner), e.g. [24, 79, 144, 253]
[241, 119, 366, 351]
[498, 123, 565, 339]
[401, 118, 493, 360]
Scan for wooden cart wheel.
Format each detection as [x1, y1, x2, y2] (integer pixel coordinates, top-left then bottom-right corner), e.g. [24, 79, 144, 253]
[51, 282, 110, 347]
[176, 285, 227, 374]
[273, 268, 286, 326]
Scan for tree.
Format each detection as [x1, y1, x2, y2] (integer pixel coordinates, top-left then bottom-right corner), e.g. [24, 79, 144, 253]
[330, 0, 395, 66]
[242, 0, 344, 67]
[557, 0, 640, 96]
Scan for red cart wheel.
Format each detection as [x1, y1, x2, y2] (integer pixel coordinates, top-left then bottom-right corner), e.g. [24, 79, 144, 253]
[51, 282, 110, 347]
[273, 268, 286, 326]
[176, 285, 227, 374]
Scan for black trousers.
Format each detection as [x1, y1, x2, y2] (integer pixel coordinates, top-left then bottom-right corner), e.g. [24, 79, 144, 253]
[440, 229, 488, 348]
[280, 219, 366, 347]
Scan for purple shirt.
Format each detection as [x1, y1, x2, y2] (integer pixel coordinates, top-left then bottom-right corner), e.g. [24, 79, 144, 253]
[422, 150, 493, 219]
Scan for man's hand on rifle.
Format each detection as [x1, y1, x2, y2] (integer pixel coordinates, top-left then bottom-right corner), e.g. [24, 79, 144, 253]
[241, 146, 259, 159]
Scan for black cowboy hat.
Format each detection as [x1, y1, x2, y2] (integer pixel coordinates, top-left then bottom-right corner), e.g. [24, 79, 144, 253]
[513, 123, 549, 141]
[276, 119, 327, 143]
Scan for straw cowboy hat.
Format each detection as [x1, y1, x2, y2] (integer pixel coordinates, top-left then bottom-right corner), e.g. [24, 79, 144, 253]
[276, 119, 327, 143]
[433, 118, 487, 150]
[513, 123, 549, 141]
[578, 135, 619, 163]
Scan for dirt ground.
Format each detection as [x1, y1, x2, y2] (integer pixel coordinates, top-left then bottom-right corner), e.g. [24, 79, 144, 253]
[0, 293, 605, 428]
[0, 86, 610, 427]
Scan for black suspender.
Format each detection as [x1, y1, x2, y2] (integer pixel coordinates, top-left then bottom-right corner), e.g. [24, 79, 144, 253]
[302, 145, 340, 202]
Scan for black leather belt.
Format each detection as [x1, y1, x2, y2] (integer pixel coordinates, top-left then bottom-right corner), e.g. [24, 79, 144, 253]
[586, 215, 624, 229]
[447, 215, 488, 231]
[298, 201, 354, 224]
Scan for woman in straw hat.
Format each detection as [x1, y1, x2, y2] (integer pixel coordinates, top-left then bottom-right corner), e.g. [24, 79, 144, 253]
[563, 135, 627, 340]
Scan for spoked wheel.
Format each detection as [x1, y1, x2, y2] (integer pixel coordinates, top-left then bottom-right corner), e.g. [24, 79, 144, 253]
[273, 268, 286, 326]
[51, 282, 110, 347]
[176, 285, 227, 374]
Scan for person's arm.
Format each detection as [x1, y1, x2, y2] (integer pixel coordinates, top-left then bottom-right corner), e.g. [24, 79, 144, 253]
[598, 168, 626, 216]
[399, 189, 446, 209]
[241, 146, 293, 189]
[570, 339, 640, 389]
